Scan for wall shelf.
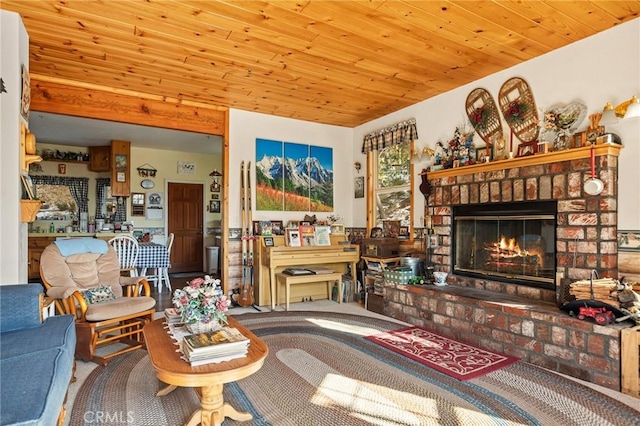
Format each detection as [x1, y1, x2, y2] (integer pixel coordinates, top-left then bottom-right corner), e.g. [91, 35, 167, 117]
[423, 144, 622, 179]
[41, 159, 89, 165]
[21, 200, 42, 223]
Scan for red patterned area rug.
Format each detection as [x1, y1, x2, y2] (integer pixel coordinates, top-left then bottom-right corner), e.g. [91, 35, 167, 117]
[365, 326, 519, 380]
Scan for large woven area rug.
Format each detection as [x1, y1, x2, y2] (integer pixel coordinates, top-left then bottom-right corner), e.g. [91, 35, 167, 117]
[365, 326, 519, 380]
[70, 311, 640, 426]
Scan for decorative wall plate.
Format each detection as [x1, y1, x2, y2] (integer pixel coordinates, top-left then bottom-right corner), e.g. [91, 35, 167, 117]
[140, 179, 155, 189]
[498, 77, 540, 143]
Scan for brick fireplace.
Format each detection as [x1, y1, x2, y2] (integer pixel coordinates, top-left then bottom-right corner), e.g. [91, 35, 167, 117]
[430, 144, 621, 303]
[383, 144, 626, 390]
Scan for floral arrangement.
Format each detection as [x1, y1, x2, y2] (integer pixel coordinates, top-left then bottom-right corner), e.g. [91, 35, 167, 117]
[543, 108, 578, 150]
[434, 128, 475, 169]
[470, 106, 489, 132]
[172, 275, 229, 326]
[543, 110, 577, 133]
[504, 100, 528, 125]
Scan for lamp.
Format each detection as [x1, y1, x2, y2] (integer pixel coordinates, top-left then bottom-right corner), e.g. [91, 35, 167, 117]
[600, 102, 618, 126]
[624, 95, 640, 119]
[410, 146, 435, 164]
[601, 95, 640, 124]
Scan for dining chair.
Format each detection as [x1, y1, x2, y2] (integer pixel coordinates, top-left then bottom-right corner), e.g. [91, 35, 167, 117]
[145, 233, 174, 292]
[108, 235, 139, 277]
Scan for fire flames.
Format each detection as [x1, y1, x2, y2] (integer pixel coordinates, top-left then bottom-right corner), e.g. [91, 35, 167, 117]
[484, 235, 544, 273]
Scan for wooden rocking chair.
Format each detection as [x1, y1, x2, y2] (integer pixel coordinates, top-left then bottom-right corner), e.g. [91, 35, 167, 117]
[39, 238, 156, 365]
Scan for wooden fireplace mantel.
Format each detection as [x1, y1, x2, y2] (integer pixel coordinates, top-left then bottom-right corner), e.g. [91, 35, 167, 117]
[423, 144, 622, 179]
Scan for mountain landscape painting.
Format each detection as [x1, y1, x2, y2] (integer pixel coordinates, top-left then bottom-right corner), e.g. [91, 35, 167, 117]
[255, 138, 333, 212]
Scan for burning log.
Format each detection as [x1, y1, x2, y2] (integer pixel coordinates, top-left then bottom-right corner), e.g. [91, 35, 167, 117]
[483, 235, 543, 274]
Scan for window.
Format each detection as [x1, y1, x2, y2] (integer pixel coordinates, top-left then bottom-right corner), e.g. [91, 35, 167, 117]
[31, 175, 89, 220]
[372, 142, 412, 233]
[35, 184, 77, 220]
[95, 178, 126, 223]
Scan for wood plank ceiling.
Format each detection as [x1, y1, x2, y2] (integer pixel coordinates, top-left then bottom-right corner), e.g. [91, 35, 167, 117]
[2, 1, 639, 128]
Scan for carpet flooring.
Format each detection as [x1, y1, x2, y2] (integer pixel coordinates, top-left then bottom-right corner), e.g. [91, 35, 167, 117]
[365, 326, 519, 380]
[70, 310, 640, 426]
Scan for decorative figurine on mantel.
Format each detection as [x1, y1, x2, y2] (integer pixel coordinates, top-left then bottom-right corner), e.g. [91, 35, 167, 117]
[585, 113, 605, 145]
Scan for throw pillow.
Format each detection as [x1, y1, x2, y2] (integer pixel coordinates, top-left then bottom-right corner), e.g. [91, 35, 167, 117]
[81, 285, 116, 305]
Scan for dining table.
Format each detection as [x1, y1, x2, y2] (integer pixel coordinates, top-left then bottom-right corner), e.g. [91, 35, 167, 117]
[136, 242, 171, 290]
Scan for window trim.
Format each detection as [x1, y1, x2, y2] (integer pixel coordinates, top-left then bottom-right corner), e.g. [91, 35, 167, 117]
[365, 141, 415, 242]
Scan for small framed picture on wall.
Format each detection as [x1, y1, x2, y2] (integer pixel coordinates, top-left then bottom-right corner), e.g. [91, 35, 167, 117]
[354, 176, 364, 198]
[209, 200, 220, 213]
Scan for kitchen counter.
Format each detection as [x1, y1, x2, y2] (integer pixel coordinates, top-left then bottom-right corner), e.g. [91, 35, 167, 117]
[28, 232, 132, 238]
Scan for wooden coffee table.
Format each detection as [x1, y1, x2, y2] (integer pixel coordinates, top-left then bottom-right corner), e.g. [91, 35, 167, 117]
[143, 317, 268, 426]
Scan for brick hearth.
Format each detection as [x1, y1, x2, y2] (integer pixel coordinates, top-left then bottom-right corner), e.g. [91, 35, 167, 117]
[384, 144, 625, 390]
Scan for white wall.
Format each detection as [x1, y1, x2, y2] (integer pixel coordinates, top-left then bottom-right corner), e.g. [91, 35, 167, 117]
[228, 109, 353, 228]
[3, 15, 638, 283]
[353, 18, 640, 230]
[0, 11, 29, 284]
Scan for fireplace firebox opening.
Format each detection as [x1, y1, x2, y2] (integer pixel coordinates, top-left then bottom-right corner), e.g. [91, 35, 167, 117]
[453, 201, 557, 289]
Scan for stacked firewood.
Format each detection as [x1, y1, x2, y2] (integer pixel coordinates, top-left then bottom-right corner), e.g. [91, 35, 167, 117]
[569, 277, 618, 303]
[568, 277, 640, 324]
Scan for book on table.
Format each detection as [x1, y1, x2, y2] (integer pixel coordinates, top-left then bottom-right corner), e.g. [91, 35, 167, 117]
[181, 327, 250, 365]
[164, 308, 182, 324]
[183, 327, 249, 353]
[305, 266, 335, 275]
[186, 351, 249, 366]
[282, 267, 314, 276]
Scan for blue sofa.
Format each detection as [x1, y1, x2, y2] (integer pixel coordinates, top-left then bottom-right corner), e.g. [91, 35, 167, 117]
[0, 284, 76, 426]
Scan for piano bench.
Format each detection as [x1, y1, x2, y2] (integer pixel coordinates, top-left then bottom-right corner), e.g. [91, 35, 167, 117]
[275, 272, 343, 311]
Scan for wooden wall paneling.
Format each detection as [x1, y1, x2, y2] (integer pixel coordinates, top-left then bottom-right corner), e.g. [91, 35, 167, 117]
[30, 77, 225, 135]
[7, 0, 638, 127]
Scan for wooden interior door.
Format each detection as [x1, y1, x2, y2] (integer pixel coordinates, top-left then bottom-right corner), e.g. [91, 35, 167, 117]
[167, 182, 204, 273]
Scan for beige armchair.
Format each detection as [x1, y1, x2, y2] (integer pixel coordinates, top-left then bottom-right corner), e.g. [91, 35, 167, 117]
[40, 238, 156, 365]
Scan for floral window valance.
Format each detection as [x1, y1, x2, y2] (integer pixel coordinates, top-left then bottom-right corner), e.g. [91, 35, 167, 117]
[361, 118, 418, 154]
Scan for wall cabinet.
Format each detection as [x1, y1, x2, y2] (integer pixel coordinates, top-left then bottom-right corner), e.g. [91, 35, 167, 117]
[110, 140, 131, 197]
[88, 146, 111, 172]
[28, 237, 55, 280]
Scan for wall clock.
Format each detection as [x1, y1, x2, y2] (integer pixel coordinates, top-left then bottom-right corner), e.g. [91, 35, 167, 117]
[140, 179, 155, 189]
